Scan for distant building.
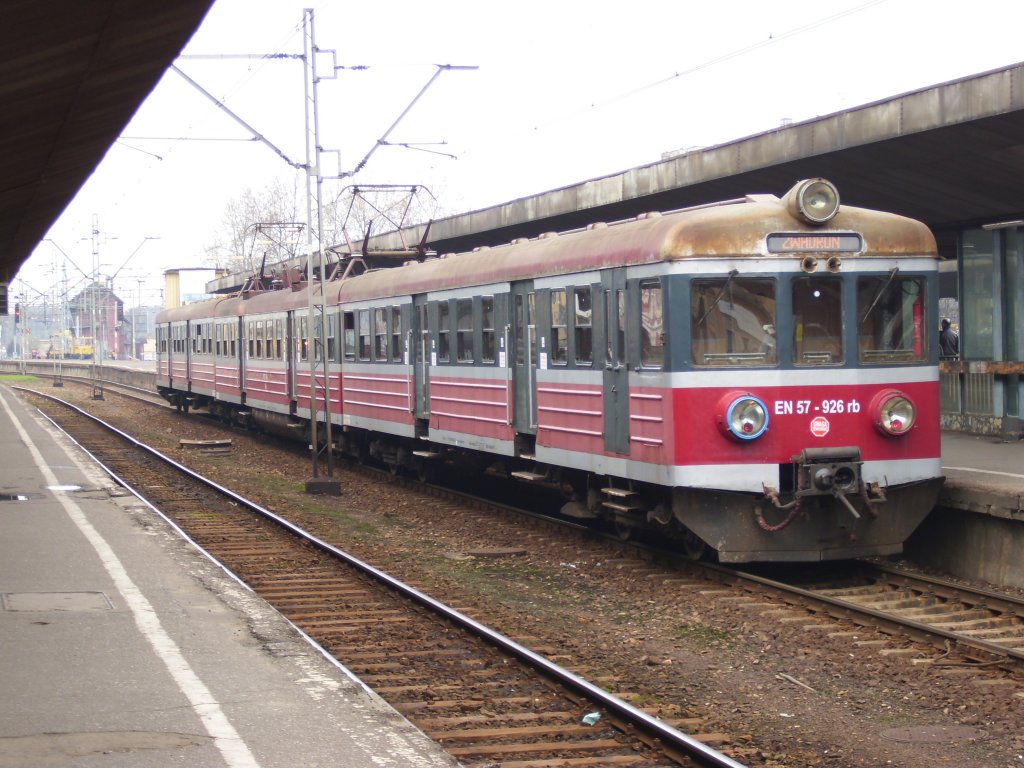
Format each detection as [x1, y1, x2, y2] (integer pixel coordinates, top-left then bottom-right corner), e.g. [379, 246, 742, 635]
[68, 281, 124, 359]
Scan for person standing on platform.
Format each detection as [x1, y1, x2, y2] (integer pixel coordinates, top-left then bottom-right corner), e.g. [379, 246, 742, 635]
[939, 318, 959, 359]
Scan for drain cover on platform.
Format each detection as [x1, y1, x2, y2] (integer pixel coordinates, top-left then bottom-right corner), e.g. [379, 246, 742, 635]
[2, 592, 113, 611]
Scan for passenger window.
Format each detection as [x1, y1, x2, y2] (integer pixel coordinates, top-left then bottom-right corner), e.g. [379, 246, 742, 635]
[248, 322, 255, 359]
[550, 289, 567, 364]
[640, 281, 664, 369]
[574, 287, 593, 365]
[358, 310, 371, 360]
[857, 274, 926, 363]
[391, 307, 402, 361]
[691, 276, 777, 367]
[299, 316, 309, 362]
[438, 301, 450, 362]
[343, 312, 356, 360]
[256, 321, 264, 359]
[326, 316, 336, 361]
[793, 277, 843, 365]
[456, 299, 474, 362]
[481, 297, 495, 363]
[374, 308, 387, 360]
[276, 319, 284, 359]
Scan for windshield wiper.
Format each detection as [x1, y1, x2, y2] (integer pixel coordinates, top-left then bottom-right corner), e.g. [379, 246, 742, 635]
[697, 269, 738, 326]
[860, 267, 899, 324]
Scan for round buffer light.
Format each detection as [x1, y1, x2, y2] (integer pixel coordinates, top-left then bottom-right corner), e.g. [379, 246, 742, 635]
[720, 393, 769, 441]
[871, 390, 917, 436]
[785, 178, 841, 225]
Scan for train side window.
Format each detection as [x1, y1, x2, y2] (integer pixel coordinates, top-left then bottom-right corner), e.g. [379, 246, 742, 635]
[231, 324, 237, 358]
[550, 289, 567, 364]
[481, 296, 496, 363]
[793, 277, 843, 366]
[691, 277, 777, 367]
[299, 316, 309, 361]
[374, 308, 387, 360]
[276, 319, 284, 359]
[640, 281, 664, 369]
[256, 320, 264, 359]
[438, 301, 451, 362]
[343, 312, 356, 360]
[456, 298, 474, 362]
[857, 274, 926, 364]
[574, 287, 593, 365]
[358, 309, 371, 360]
[324, 316, 335, 361]
[391, 306, 402, 361]
[247, 322, 255, 359]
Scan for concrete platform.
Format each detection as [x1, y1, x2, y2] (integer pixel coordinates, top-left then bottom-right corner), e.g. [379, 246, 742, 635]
[0, 384, 458, 768]
[906, 429, 1024, 588]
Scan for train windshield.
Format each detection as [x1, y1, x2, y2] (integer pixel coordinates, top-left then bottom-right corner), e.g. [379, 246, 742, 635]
[857, 273, 927, 363]
[793, 277, 843, 366]
[691, 277, 777, 366]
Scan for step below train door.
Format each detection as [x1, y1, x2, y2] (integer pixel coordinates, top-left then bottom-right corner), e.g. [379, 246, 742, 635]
[603, 268, 630, 455]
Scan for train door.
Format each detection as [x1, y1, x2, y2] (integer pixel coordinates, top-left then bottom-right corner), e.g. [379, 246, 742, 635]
[603, 269, 630, 454]
[412, 295, 430, 420]
[236, 316, 245, 398]
[511, 281, 537, 436]
[284, 312, 295, 405]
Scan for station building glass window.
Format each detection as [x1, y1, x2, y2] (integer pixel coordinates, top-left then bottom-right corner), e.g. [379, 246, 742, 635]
[691, 277, 776, 367]
[961, 229, 996, 360]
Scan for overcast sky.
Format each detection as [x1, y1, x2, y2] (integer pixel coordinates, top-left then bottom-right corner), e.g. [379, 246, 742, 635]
[16, 0, 1024, 306]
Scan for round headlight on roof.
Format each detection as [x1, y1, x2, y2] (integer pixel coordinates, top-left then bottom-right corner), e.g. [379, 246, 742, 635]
[785, 178, 841, 225]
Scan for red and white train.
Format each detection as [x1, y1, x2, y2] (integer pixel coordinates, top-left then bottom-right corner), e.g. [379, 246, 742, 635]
[157, 179, 944, 562]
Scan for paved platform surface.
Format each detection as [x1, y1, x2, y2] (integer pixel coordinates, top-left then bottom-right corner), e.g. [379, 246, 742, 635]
[0, 385, 458, 768]
[940, 430, 1024, 517]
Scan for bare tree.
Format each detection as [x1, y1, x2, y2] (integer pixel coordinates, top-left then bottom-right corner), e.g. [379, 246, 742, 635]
[204, 175, 305, 276]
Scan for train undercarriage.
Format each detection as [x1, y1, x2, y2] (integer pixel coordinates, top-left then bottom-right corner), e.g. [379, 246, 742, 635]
[159, 387, 942, 564]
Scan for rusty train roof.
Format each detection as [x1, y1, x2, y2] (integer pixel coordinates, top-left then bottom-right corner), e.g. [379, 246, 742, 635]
[335, 193, 936, 303]
[159, 191, 936, 321]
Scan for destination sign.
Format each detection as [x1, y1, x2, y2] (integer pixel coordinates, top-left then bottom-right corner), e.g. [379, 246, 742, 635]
[767, 233, 862, 253]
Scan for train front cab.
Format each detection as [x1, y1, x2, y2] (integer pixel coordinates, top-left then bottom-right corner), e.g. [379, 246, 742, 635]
[665, 259, 944, 563]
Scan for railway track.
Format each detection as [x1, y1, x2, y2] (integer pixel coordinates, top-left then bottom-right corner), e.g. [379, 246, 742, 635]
[30, 377, 1024, 672]
[20, 387, 747, 768]
[757, 562, 1024, 663]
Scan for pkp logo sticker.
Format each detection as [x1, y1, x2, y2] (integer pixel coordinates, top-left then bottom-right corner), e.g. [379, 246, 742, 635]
[810, 416, 830, 437]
